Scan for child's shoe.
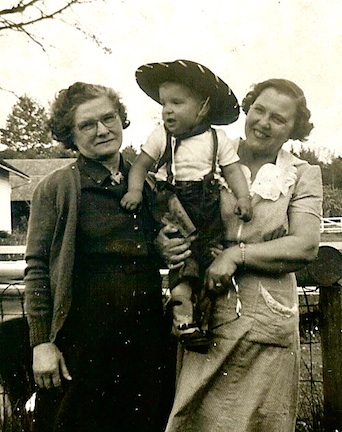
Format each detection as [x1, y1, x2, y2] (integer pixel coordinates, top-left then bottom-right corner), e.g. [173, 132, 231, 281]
[178, 324, 212, 353]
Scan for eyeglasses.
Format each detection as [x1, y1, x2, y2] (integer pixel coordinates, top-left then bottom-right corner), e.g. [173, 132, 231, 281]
[76, 111, 119, 135]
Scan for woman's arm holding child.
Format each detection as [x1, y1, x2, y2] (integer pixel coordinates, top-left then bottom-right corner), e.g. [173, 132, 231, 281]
[121, 151, 156, 211]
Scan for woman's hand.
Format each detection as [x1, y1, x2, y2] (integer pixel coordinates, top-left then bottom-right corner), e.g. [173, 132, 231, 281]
[155, 223, 195, 269]
[205, 246, 241, 293]
[33, 342, 72, 389]
[210, 243, 224, 259]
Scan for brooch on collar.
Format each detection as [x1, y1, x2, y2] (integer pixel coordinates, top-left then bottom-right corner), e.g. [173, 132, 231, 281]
[249, 150, 298, 201]
[110, 171, 124, 185]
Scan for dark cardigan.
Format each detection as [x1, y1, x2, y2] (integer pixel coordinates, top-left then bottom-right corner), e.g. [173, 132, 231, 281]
[25, 161, 81, 347]
[25, 158, 159, 347]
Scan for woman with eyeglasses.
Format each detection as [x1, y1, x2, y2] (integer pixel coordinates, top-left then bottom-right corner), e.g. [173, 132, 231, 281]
[24, 82, 173, 432]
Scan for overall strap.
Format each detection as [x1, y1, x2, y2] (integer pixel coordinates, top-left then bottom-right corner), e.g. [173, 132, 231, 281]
[156, 132, 178, 184]
[210, 127, 218, 173]
[156, 132, 173, 171]
[157, 127, 218, 184]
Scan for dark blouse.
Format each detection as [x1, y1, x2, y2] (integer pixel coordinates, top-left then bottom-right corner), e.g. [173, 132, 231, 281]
[76, 154, 158, 260]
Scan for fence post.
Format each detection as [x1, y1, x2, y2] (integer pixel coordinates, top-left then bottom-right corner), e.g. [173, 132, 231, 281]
[302, 245, 342, 432]
[320, 285, 342, 432]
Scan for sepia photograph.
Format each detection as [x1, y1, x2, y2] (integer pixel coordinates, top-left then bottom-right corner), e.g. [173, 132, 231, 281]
[0, 1, 341, 431]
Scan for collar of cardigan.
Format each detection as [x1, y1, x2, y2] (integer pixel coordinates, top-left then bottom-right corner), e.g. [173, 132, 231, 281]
[77, 153, 129, 185]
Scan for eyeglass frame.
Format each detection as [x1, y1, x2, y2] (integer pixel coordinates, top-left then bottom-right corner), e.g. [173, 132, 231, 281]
[75, 110, 120, 136]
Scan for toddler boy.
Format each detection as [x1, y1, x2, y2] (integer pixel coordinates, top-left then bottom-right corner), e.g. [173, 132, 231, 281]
[121, 60, 252, 352]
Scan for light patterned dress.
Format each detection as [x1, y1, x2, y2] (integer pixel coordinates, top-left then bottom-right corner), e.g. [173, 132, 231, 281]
[165, 145, 322, 432]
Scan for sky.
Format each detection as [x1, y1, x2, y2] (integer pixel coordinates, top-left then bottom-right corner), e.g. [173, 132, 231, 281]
[0, 0, 341, 160]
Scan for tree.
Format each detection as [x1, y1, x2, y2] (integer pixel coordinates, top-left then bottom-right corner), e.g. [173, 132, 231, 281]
[322, 185, 342, 217]
[122, 144, 138, 164]
[291, 146, 321, 166]
[0, 1, 109, 54]
[0, 95, 77, 158]
[1, 95, 52, 152]
[321, 157, 342, 190]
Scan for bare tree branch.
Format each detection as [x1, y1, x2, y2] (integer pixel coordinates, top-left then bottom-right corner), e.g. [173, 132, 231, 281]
[0, 1, 41, 16]
[15, 22, 48, 52]
[0, 86, 20, 99]
[0, 15, 49, 52]
[58, 14, 113, 54]
[0, 0, 110, 53]
[0, 1, 85, 31]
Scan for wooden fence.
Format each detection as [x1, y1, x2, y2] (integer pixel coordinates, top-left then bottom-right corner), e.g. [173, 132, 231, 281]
[320, 217, 342, 233]
[1, 245, 342, 431]
[297, 245, 342, 431]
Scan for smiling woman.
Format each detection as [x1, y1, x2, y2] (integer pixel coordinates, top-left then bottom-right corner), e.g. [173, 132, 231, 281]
[24, 82, 173, 432]
[162, 78, 323, 432]
[244, 88, 296, 156]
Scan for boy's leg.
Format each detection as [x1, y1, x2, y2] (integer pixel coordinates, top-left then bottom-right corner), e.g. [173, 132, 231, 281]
[171, 282, 197, 336]
[172, 280, 212, 335]
[169, 272, 212, 353]
[168, 254, 200, 335]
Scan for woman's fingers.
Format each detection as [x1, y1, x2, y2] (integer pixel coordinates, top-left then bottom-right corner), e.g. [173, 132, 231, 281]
[167, 241, 192, 265]
[155, 223, 195, 266]
[206, 275, 233, 295]
[205, 266, 223, 293]
[206, 273, 216, 292]
[210, 245, 224, 259]
[34, 372, 57, 389]
[51, 374, 62, 388]
[167, 262, 184, 270]
[33, 342, 71, 389]
[205, 247, 239, 293]
[60, 354, 72, 382]
[35, 375, 44, 389]
[159, 223, 178, 238]
[43, 375, 55, 389]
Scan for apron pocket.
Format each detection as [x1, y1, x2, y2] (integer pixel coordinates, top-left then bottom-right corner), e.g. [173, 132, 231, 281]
[246, 282, 298, 347]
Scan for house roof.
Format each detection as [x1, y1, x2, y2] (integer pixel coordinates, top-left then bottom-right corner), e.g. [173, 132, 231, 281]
[5, 159, 76, 201]
[0, 159, 30, 180]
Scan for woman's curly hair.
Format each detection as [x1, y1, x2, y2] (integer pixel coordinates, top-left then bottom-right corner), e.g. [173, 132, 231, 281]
[241, 78, 313, 142]
[48, 82, 130, 150]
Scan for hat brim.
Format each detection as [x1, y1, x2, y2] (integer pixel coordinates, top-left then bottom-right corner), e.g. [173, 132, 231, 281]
[135, 59, 239, 125]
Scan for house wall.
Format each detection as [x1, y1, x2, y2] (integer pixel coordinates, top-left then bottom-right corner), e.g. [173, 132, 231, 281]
[0, 171, 11, 233]
[5, 159, 75, 233]
[7, 159, 76, 201]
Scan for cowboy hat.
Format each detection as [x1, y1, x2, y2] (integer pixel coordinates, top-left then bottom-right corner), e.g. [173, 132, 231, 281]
[135, 59, 239, 125]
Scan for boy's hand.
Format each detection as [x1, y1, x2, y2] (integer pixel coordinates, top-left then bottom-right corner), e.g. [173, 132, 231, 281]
[234, 196, 252, 222]
[120, 191, 143, 211]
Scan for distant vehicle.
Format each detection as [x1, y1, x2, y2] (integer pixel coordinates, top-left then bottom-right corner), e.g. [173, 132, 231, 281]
[0, 258, 33, 431]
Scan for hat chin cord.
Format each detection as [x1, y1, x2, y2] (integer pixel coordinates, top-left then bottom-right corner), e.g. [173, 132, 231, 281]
[195, 97, 211, 126]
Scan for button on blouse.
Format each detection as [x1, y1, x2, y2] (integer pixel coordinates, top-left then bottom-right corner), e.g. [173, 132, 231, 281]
[76, 155, 152, 257]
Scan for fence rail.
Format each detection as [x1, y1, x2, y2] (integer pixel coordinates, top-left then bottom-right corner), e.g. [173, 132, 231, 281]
[320, 217, 342, 233]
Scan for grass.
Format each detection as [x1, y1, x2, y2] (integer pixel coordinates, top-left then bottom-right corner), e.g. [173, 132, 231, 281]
[320, 232, 342, 242]
[296, 291, 324, 431]
[297, 332, 324, 431]
[0, 231, 26, 247]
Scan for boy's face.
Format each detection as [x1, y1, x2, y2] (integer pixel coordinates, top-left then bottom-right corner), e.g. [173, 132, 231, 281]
[159, 82, 206, 136]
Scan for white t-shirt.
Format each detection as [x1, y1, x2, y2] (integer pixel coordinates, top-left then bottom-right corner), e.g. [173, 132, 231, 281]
[141, 125, 239, 182]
